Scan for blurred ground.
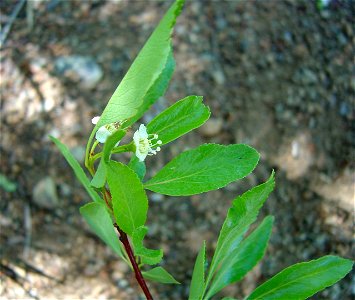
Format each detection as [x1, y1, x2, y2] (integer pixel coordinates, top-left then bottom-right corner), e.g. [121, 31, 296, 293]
[0, 0, 354, 299]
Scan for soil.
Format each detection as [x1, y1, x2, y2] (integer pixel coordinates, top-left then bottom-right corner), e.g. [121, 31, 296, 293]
[1, 0, 354, 299]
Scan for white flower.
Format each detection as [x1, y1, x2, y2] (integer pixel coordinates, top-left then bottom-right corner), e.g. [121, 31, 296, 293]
[91, 116, 100, 125]
[91, 115, 120, 145]
[95, 126, 112, 143]
[133, 124, 162, 161]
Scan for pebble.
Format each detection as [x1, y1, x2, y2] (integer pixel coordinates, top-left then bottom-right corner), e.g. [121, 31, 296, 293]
[118, 279, 129, 288]
[150, 193, 164, 203]
[59, 183, 72, 197]
[339, 101, 350, 117]
[212, 69, 226, 85]
[294, 68, 318, 85]
[32, 177, 59, 209]
[199, 118, 223, 137]
[54, 55, 103, 89]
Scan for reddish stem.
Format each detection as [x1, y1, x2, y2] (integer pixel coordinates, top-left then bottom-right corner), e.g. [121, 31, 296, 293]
[114, 223, 153, 300]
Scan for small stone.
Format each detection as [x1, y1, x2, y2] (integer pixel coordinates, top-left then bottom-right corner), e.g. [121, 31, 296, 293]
[32, 177, 59, 209]
[339, 101, 350, 117]
[199, 118, 223, 137]
[212, 69, 226, 85]
[59, 183, 72, 197]
[118, 279, 128, 288]
[301, 69, 318, 84]
[54, 55, 103, 89]
[150, 193, 164, 203]
[293, 44, 308, 59]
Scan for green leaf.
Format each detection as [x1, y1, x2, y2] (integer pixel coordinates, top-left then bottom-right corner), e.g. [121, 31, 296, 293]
[85, 0, 184, 167]
[128, 155, 146, 181]
[0, 173, 17, 192]
[145, 144, 260, 196]
[106, 161, 148, 235]
[123, 50, 175, 127]
[132, 226, 163, 265]
[93, 0, 184, 130]
[80, 202, 124, 258]
[146, 95, 210, 145]
[247, 256, 354, 300]
[91, 159, 106, 188]
[206, 216, 274, 298]
[142, 266, 180, 284]
[205, 172, 275, 289]
[50, 136, 103, 204]
[103, 129, 126, 163]
[188, 241, 206, 300]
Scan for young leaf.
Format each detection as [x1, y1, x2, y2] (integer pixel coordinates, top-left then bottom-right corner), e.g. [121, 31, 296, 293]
[80, 202, 124, 259]
[142, 266, 180, 284]
[146, 95, 210, 145]
[205, 172, 275, 289]
[106, 161, 148, 235]
[50, 136, 103, 204]
[102, 129, 126, 163]
[128, 155, 146, 181]
[132, 226, 163, 265]
[246, 256, 354, 300]
[123, 50, 175, 127]
[90, 159, 106, 188]
[206, 216, 274, 298]
[144, 144, 259, 196]
[93, 0, 184, 130]
[188, 241, 206, 300]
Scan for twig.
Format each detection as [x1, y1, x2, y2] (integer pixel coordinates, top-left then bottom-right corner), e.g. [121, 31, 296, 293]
[0, 0, 26, 47]
[23, 202, 32, 259]
[114, 224, 153, 300]
[0, 261, 39, 300]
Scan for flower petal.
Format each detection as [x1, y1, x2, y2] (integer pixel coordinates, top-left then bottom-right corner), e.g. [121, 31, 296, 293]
[95, 126, 111, 143]
[91, 116, 100, 125]
[138, 124, 148, 139]
[136, 149, 147, 162]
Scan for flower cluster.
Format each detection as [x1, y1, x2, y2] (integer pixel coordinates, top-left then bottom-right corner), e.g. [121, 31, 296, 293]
[91, 117, 162, 162]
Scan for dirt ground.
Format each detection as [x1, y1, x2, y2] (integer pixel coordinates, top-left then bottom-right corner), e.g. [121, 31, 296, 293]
[0, 0, 354, 299]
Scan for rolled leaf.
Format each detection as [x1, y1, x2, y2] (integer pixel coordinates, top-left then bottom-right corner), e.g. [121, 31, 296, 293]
[188, 241, 206, 300]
